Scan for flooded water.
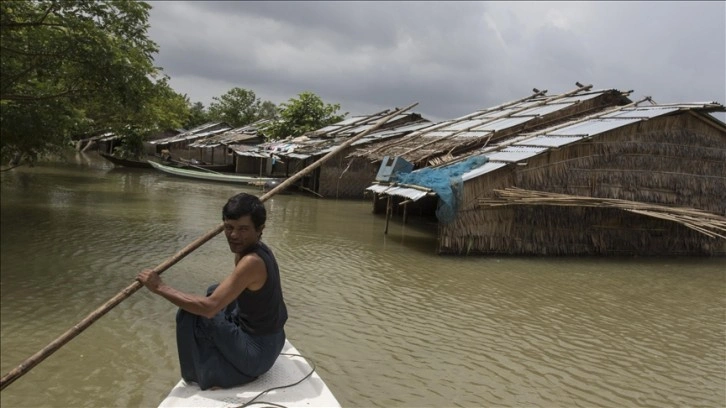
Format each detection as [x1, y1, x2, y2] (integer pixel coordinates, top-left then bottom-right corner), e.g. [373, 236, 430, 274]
[1, 152, 724, 408]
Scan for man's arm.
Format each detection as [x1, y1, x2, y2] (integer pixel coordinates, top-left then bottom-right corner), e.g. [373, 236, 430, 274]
[137, 253, 267, 318]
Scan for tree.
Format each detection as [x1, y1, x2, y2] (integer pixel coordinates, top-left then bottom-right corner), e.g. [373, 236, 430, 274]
[264, 92, 347, 140]
[0, 0, 187, 163]
[258, 100, 278, 122]
[109, 76, 189, 159]
[207, 87, 277, 128]
[184, 101, 209, 130]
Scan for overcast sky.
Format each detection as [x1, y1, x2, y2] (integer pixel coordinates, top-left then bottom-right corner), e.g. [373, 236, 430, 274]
[147, 1, 725, 122]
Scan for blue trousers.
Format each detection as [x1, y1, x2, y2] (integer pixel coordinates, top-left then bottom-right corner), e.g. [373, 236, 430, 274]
[175, 284, 285, 390]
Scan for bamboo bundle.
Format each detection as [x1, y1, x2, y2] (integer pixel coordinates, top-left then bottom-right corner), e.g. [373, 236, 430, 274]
[478, 187, 726, 239]
[358, 88, 551, 159]
[396, 84, 595, 160]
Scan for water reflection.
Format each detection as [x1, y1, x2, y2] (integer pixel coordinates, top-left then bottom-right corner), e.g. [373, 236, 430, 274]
[1, 153, 724, 408]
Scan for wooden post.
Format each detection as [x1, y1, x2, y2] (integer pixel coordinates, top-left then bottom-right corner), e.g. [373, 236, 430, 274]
[384, 196, 392, 234]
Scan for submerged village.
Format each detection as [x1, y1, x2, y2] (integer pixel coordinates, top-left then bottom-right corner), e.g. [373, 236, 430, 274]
[80, 83, 726, 257]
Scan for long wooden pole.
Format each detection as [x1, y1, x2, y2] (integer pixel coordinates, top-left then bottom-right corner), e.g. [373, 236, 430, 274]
[0, 102, 419, 391]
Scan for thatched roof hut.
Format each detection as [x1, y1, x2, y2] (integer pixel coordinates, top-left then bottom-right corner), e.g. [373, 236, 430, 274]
[368, 99, 726, 256]
[231, 108, 431, 197]
[187, 119, 271, 168]
[352, 84, 632, 168]
[147, 122, 232, 160]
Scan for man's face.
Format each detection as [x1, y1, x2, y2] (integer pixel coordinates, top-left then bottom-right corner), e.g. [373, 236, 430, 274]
[223, 215, 262, 253]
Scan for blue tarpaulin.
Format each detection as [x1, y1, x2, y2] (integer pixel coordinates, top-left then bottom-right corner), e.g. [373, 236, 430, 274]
[393, 155, 489, 223]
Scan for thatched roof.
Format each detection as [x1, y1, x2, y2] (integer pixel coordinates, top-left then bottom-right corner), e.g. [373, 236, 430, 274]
[480, 187, 726, 239]
[367, 100, 726, 204]
[352, 84, 632, 166]
[232, 108, 431, 159]
[148, 122, 232, 146]
[188, 119, 271, 148]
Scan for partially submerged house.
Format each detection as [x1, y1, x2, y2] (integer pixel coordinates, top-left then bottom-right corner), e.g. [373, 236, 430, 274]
[76, 129, 181, 154]
[351, 85, 632, 206]
[367, 94, 726, 256]
[232, 108, 431, 197]
[187, 119, 271, 169]
[146, 122, 232, 160]
[352, 85, 631, 167]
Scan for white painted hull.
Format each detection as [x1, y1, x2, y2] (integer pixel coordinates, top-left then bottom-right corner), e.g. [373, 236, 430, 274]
[158, 340, 341, 408]
[148, 160, 284, 186]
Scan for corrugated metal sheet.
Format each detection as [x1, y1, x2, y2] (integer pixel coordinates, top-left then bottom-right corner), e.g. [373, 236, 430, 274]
[472, 116, 531, 132]
[365, 185, 430, 201]
[485, 146, 548, 162]
[602, 107, 680, 119]
[516, 102, 575, 117]
[478, 107, 522, 118]
[513, 135, 585, 148]
[286, 153, 311, 160]
[350, 124, 375, 133]
[461, 161, 508, 181]
[314, 125, 341, 133]
[229, 145, 269, 158]
[261, 112, 428, 159]
[366, 184, 389, 193]
[457, 102, 720, 184]
[445, 119, 490, 131]
[419, 131, 451, 138]
[549, 118, 641, 136]
[373, 122, 433, 138]
[97, 132, 117, 142]
[332, 116, 365, 126]
[557, 92, 603, 103]
[149, 123, 232, 145]
[453, 130, 492, 138]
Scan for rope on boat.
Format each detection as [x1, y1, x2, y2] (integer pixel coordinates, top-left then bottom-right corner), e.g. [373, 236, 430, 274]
[233, 353, 318, 408]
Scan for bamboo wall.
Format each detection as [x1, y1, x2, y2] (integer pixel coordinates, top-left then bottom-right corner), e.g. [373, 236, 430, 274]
[438, 113, 726, 255]
[318, 150, 381, 198]
[235, 157, 266, 175]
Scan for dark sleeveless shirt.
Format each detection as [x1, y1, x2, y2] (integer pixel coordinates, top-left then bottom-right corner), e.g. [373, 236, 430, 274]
[234, 242, 288, 335]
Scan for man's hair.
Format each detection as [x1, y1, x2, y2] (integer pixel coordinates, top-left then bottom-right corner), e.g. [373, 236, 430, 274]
[222, 193, 266, 230]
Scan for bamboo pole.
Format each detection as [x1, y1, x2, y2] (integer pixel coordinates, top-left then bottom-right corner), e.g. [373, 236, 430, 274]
[478, 187, 726, 239]
[364, 88, 549, 156]
[384, 195, 392, 234]
[0, 102, 419, 392]
[398, 84, 592, 159]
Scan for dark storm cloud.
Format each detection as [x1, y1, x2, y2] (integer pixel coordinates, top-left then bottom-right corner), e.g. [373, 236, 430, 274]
[147, 1, 725, 122]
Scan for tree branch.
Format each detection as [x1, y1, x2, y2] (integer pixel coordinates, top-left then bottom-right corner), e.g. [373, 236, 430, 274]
[0, 46, 70, 58]
[1, 3, 60, 30]
[1, 89, 78, 102]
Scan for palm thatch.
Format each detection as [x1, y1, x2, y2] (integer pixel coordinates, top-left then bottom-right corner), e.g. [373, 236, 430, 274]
[480, 187, 726, 239]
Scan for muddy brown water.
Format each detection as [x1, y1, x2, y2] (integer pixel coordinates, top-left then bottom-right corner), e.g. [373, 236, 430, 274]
[1, 153, 724, 407]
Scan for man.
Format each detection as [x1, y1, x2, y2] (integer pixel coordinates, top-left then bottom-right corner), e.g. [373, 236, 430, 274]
[137, 193, 288, 390]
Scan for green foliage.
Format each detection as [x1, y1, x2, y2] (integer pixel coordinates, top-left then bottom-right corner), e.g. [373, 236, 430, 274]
[258, 100, 278, 121]
[112, 126, 146, 159]
[207, 87, 277, 128]
[264, 92, 347, 140]
[185, 101, 209, 129]
[0, 0, 188, 163]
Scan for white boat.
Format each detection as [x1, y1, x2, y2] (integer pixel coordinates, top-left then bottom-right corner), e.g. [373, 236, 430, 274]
[159, 340, 341, 408]
[148, 160, 285, 186]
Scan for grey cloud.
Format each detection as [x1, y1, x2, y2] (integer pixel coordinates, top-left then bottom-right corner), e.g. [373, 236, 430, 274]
[147, 1, 725, 122]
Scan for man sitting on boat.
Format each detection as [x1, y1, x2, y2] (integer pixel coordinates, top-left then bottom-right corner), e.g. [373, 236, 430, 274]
[137, 193, 288, 390]
[160, 149, 173, 162]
